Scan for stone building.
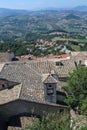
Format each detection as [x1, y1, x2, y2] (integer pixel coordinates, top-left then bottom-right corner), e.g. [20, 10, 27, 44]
[0, 60, 69, 130]
[0, 51, 87, 129]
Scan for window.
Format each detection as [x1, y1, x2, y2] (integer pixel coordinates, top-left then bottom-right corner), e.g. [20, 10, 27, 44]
[47, 84, 54, 95]
[49, 85, 52, 87]
[60, 109, 64, 113]
[56, 62, 64, 66]
[2, 84, 5, 88]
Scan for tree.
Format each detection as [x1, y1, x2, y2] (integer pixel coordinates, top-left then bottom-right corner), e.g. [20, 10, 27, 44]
[23, 112, 70, 130]
[81, 126, 87, 130]
[65, 67, 87, 115]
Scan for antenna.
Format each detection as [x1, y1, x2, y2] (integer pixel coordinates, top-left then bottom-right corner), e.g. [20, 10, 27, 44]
[74, 61, 78, 69]
[49, 62, 55, 74]
[49, 63, 52, 74]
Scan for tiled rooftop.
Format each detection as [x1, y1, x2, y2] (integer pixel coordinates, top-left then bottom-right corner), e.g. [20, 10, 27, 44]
[0, 53, 10, 62]
[26, 60, 56, 74]
[0, 61, 67, 106]
[43, 74, 58, 84]
[0, 62, 45, 104]
[55, 59, 76, 77]
[1, 51, 86, 106]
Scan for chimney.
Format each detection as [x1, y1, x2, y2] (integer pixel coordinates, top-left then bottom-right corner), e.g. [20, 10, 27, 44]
[8, 50, 15, 61]
[78, 60, 82, 66]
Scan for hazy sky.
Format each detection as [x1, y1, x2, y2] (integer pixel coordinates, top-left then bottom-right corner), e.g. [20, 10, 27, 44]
[0, 0, 87, 10]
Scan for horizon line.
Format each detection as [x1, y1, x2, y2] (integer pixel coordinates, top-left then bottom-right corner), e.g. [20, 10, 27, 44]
[0, 5, 86, 11]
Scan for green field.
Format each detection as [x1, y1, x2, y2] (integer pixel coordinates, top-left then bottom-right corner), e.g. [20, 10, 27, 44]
[52, 37, 87, 43]
[77, 39, 87, 43]
[52, 37, 77, 42]
[70, 44, 80, 51]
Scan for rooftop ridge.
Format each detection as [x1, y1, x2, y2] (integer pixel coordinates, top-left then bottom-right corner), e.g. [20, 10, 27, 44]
[43, 74, 58, 84]
[25, 63, 42, 77]
[26, 60, 56, 74]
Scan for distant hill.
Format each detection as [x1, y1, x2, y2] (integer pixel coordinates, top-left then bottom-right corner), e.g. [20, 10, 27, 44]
[65, 14, 81, 20]
[0, 6, 87, 18]
[0, 8, 30, 17]
[0, 9, 86, 43]
[73, 6, 87, 11]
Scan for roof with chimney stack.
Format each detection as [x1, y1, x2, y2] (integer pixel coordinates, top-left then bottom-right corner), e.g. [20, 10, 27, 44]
[0, 52, 15, 62]
[0, 51, 86, 106]
[0, 61, 67, 107]
[43, 74, 58, 84]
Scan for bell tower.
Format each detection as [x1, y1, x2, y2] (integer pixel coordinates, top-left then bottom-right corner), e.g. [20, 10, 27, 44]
[43, 74, 57, 103]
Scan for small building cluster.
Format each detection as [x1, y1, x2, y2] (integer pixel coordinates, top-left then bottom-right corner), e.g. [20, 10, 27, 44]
[0, 51, 87, 129]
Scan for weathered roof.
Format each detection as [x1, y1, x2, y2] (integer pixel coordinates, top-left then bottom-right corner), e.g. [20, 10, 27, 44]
[55, 52, 87, 77]
[0, 61, 67, 107]
[0, 53, 10, 62]
[43, 74, 58, 84]
[0, 52, 86, 109]
[0, 62, 45, 104]
[26, 59, 76, 78]
[26, 60, 66, 90]
[72, 51, 87, 65]
[55, 59, 76, 77]
[26, 60, 56, 74]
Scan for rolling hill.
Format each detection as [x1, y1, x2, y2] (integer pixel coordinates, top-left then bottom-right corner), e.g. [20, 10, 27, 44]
[0, 8, 86, 43]
[73, 6, 87, 11]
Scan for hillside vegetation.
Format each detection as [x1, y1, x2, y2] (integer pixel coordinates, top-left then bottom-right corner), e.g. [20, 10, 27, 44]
[0, 9, 87, 43]
[0, 8, 87, 56]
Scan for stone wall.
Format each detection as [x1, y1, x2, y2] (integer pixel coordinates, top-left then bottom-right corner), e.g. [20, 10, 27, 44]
[8, 117, 36, 130]
[0, 84, 21, 105]
[0, 99, 68, 130]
